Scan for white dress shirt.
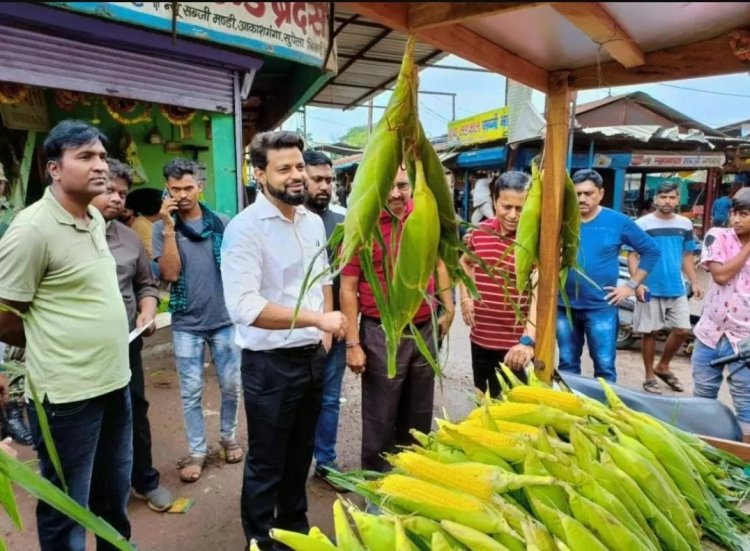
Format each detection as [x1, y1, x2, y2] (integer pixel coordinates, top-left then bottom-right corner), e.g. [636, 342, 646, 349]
[221, 193, 330, 351]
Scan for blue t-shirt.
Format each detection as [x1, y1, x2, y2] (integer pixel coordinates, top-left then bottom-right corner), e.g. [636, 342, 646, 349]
[632, 213, 696, 298]
[561, 207, 660, 310]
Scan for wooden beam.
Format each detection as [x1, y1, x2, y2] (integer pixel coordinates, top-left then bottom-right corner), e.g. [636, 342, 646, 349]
[551, 2, 644, 68]
[570, 31, 749, 90]
[342, 2, 549, 91]
[339, 2, 409, 32]
[417, 25, 548, 91]
[535, 71, 571, 383]
[408, 2, 541, 32]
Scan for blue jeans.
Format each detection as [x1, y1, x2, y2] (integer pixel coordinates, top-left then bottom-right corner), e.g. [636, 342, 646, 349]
[27, 387, 133, 551]
[173, 325, 241, 456]
[556, 306, 618, 382]
[313, 340, 347, 468]
[693, 337, 750, 430]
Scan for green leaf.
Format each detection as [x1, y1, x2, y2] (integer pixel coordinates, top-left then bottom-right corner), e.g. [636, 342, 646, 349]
[0, 472, 21, 530]
[26, 374, 67, 494]
[0, 452, 134, 550]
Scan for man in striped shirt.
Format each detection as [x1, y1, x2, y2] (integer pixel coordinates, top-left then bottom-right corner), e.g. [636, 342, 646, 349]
[459, 171, 537, 398]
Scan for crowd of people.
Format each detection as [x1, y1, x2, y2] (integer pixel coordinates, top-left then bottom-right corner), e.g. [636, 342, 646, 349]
[0, 118, 750, 550]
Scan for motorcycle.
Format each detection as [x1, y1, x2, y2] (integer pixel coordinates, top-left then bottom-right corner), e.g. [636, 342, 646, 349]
[616, 257, 698, 350]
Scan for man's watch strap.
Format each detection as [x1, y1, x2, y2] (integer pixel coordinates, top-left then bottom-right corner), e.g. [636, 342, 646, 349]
[519, 335, 535, 347]
[625, 280, 639, 290]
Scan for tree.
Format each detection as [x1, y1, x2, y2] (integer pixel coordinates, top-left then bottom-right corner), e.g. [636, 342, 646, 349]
[338, 125, 369, 148]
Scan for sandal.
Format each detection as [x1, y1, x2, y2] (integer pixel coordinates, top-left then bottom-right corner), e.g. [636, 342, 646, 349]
[220, 438, 244, 464]
[179, 455, 205, 483]
[642, 379, 662, 395]
[654, 371, 684, 392]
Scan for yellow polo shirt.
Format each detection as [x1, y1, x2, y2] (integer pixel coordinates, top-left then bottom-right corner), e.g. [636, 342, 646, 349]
[0, 187, 130, 403]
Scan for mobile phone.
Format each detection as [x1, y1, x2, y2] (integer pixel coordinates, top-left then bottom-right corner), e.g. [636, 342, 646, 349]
[162, 187, 171, 201]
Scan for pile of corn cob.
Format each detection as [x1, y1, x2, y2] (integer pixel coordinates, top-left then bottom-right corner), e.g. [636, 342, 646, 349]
[261, 371, 750, 550]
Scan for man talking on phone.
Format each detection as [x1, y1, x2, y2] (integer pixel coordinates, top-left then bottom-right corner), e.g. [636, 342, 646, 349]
[152, 159, 242, 483]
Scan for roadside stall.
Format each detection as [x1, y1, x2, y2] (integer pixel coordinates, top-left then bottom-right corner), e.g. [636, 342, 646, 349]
[0, 1, 335, 215]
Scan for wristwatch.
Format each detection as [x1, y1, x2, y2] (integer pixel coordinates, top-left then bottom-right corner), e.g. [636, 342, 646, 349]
[519, 335, 535, 347]
[625, 280, 639, 290]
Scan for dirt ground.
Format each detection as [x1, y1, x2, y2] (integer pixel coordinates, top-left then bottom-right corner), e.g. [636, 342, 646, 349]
[0, 288, 735, 550]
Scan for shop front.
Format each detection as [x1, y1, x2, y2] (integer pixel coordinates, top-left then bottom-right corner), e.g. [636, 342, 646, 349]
[0, 1, 334, 216]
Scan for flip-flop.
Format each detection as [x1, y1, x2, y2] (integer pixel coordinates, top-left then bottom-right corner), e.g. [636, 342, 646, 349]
[655, 371, 684, 392]
[642, 379, 662, 394]
[179, 455, 205, 483]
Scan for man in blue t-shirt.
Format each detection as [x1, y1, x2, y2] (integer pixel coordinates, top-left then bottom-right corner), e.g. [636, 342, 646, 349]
[628, 182, 704, 394]
[558, 169, 660, 382]
[712, 188, 731, 227]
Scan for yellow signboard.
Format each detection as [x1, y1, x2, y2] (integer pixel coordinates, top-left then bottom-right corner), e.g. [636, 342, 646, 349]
[447, 107, 509, 145]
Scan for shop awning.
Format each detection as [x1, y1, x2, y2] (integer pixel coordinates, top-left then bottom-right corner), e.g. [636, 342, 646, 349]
[455, 147, 506, 170]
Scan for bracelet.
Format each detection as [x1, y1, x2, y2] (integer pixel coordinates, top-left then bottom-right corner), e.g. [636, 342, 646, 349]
[163, 230, 176, 237]
[460, 297, 472, 304]
[345, 341, 360, 348]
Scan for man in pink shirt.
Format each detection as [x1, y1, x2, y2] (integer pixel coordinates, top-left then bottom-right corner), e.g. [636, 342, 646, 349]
[692, 188, 750, 440]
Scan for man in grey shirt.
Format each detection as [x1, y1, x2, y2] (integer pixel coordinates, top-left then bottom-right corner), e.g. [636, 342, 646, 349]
[152, 158, 241, 483]
[91, 158, 174, 512]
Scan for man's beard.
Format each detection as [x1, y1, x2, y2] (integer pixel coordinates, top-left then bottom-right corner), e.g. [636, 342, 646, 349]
[306, 193, 330, 210]
[267, 181, 307, 205]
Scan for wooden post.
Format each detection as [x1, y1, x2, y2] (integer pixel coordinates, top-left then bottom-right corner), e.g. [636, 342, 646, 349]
[535, 71, 571, 383]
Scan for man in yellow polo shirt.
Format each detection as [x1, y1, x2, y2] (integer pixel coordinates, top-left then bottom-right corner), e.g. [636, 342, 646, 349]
[0, 120, 133, 551]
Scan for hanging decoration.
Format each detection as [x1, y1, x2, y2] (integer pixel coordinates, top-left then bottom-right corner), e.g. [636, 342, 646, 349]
[119, 130, 149, 185]
[103, 97, 153, 125]
[54, 90, 93, 112]
[160, 104, 197, 127]
[0, 83, 29, 105]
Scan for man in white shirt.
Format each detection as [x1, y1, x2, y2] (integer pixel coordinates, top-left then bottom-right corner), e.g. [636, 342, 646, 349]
[471, 173, 493, 225]
[220, 131, 347, 550]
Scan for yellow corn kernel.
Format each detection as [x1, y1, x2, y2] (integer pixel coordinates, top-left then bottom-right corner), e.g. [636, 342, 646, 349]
[439, 421, 526, 462]
[461, 417, 539, 437]
[506, 386, 587, 417]
[467, 403, 549, 420]
[374, 474, 505, 534]
[388, 451, 495, 501]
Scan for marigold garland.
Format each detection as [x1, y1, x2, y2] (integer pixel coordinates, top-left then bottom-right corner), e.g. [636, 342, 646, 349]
[54, 90, 93, 112]
[103, 96, 153, 125]
[160, 104, 197, 126]
[0, 83, 29, 105]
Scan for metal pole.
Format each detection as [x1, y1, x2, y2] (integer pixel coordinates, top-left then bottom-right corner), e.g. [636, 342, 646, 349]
[566, 92, 577, 170]
[451, 93, 456, 121]
[302, 106, 308, 141]
[367, 99, 374, 135]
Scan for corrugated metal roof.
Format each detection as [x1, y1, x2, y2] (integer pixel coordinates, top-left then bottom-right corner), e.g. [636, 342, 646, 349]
[309, 6, 448, 110]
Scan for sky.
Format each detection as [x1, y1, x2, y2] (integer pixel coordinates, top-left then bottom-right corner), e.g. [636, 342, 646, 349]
[281, 54, 750, 144]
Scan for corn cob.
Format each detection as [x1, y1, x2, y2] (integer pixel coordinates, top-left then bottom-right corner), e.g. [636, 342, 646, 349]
[441, 520, 510, 551]
[599, 451, 694, 551]
[563, 484, 654, 551]
[368, 474, 508, 533]
[515, 162, 542, 292]
[431, 530, 455, 550]
[308, 526, 333, 545]
[348, 506, 396, 551]
[332, 499, 364, 551]
[506, 386, 588, 417]
[394, 516, 418, 551]
[561, 170, 580, 270]
[462, 416, 539, 437]
[522, 450, 570, 515]
[437, 420, 527, 463]
[339, 37, 417, 267]
[268, 528, 337, 551]
[586, 430, 703, 549]
[249, 539, 261, 551]
[386, 157, 441, 375]
[528, 496, 608, 551]
[492, 495, 559, 551]
[401, 516, 466, 549]
[386, 451, 496, 501]
[534, 431, 659, 550]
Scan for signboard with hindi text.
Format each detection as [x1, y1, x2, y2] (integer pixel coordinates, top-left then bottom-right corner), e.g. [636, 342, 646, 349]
[447, 107, 509, 146]
[50, 2, 331, 68]
[630, 151, 726, 169]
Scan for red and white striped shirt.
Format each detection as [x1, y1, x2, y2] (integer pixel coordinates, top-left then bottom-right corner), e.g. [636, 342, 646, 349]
[468, 218, 530, 350]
